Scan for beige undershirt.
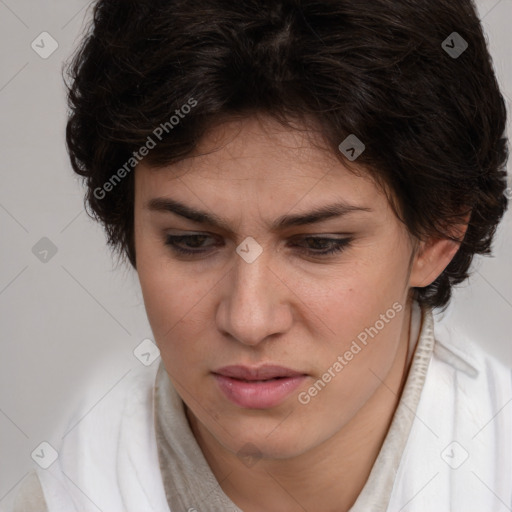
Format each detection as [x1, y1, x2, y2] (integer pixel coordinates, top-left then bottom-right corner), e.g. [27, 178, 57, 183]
[154, 300, 434, 512]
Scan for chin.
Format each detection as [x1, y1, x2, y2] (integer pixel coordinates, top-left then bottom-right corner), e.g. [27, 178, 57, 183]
[220, 420, 314, 460]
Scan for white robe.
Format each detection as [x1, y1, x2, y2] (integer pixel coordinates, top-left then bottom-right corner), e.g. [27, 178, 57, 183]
[5, 308, 512, 512]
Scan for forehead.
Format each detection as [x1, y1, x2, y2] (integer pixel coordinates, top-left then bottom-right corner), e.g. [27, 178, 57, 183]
[135, 115, 379, 200]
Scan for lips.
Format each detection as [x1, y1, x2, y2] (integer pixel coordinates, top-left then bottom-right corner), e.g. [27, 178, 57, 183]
[212, 365, 308, 409]
[212, 364, 305, 381]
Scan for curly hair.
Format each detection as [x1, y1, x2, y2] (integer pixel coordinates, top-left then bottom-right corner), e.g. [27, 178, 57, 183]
[64, 0, 509, 310]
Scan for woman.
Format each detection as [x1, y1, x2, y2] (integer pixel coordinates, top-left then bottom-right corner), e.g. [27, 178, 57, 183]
[10, 0, 511, 510]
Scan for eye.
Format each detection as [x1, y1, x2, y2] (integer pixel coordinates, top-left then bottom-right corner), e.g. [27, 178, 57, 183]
[164, 233, 353, 258]
[291, 236, 353, 256]
[164, 234, 218, 255]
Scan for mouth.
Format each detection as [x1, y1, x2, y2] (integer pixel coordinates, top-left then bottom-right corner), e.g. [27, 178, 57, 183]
[212, 365, 308, 409]
[212, 364, 306, 381]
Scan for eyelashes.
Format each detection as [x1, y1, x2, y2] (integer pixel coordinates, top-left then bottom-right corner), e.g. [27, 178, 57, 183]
[164, 234, 353, 258]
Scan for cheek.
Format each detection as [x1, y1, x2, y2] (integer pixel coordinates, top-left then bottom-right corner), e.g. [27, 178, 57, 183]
[296, 252, 408, 337]
[136, 248, 220, 370]
[139, 267, 207, 337]
[292, 242, 410, 379]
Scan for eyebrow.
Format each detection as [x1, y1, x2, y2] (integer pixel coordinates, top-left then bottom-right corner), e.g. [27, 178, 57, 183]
[145, 197, 373, 233]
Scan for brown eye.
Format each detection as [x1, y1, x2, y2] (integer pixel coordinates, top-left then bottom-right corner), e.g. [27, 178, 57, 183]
[291, 237, 353, 256]
[165, 234, 218, 255]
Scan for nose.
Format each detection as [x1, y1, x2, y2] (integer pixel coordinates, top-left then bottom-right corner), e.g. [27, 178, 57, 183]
[216, 247, 293, 347]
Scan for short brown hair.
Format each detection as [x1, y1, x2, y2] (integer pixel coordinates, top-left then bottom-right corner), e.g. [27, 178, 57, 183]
[64, 0, 509, 310]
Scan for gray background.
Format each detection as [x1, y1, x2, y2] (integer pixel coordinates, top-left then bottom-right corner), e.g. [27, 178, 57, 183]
[1, 0, 511, 508]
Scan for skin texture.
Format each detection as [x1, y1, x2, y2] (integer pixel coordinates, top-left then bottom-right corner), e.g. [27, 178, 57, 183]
[134, 114, 463, 512]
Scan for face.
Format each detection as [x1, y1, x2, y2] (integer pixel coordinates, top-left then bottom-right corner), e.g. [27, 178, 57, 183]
[134, 114, 420, 461]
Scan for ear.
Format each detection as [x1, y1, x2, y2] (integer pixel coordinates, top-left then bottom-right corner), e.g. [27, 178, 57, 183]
[409, 214, 471, 288]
